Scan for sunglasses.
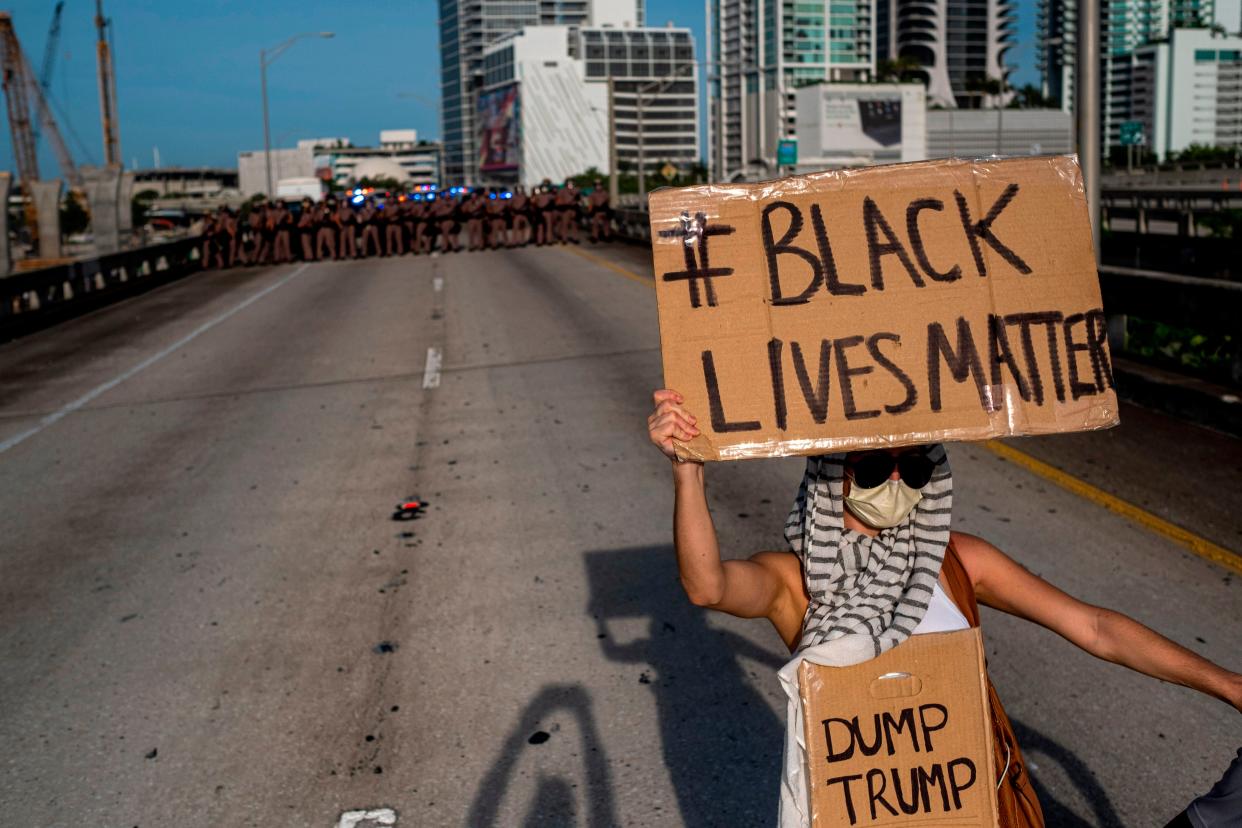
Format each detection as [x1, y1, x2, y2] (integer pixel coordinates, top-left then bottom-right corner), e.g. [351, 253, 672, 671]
[846, 452, 937, 490]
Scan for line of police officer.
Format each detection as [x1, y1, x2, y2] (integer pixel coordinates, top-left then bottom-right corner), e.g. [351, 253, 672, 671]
[199, 179, 613, 270]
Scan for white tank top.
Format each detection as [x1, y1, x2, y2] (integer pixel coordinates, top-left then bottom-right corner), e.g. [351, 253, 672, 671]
[912, 581, 970, 634]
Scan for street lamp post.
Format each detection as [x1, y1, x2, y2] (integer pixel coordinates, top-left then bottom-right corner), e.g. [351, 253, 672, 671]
[261, 31, 334, 198]
[1078, 0, 1100, 262]
[635, 62, 697, 205]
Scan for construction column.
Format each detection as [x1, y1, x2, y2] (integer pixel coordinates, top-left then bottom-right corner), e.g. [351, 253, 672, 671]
[116, 169, 135, 241]
[0, 173, 10, 274]
[30, 179, 64, 260]
[83, 165, 122, 254]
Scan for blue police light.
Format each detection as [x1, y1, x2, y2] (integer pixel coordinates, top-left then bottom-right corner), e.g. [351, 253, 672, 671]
[502, 192, 513, 199]
[488, 192, 496, 199]
[351, 194, 365, 204]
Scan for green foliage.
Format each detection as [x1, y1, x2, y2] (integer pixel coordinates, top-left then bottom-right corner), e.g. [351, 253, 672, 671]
[60, 193, 89, 237]
[1169, 144, 1240, 164]
[356, 176, 404, 192]
[131, 196, 150, 229]
[134, 189, 161, 201]
[1008, 84, 1058, 109]
[567, 162, 709, 194]
[875, 56, 924, 83]
[1196, 208, 1242, 239]
[1106, 145, 1158, 167]
[1125, 316, 1237, 383]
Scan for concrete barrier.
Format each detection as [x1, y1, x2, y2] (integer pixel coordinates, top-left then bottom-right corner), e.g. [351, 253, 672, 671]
[0, 236, 202, 341]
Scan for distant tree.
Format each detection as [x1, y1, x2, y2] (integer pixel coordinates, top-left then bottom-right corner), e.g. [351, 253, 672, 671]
[356, 176, 404, 192]
[964, 74, 1003, 108]
[1169, 144, 1240, 165]
[132, 188, 159, 228]
[60, 192, 89, 237]
[1010, 84, 1057, 109]
[876, 56, 923, 83]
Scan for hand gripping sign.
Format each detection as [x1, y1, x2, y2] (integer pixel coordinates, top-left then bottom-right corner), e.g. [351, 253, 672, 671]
[648, 155, 1120, 462]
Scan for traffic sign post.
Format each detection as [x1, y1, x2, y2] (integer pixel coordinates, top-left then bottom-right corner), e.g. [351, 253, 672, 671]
[1120, 121, 1146, 172]
[777, 138, 798, 170]
[1119, 120, 1145, 147]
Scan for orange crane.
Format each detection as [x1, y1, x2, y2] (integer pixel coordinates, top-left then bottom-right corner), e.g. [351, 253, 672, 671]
[0, 11, 81, 252]
[95, 0, 120, 167]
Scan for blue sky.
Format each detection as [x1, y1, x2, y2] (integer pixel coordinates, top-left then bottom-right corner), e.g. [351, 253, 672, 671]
[0, 0, 1039, 175]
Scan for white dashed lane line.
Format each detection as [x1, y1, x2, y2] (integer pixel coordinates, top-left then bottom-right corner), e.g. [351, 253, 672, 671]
[422, 347, 442, 389]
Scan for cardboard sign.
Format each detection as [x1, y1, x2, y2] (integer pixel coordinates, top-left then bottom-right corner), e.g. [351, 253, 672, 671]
[798, 629, 998, 827]
[648, 156, 1120, 461]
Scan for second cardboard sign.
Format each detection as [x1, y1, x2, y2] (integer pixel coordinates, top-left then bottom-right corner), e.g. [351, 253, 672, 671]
[798, 629, 999, 827]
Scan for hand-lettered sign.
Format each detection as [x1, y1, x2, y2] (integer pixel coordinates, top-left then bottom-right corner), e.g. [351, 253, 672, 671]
[799, 629, 999, 827]
[648, 156, 1119, 461]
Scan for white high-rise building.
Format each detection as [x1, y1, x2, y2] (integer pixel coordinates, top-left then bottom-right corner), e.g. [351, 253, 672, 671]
[709, 0, 1018, 181]
[439, 0, 644, 186]
[708, 0, 873, 181]
[478, 24, 699, 186]
[875, 0, 1018, 108]
[1038, 0, 1224, 113]
[1106, 28, 1242, 157]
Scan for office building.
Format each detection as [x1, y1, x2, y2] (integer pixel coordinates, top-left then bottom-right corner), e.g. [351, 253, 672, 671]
[439, 0, 643, 186]
[1038, 0, 1224, 112]
[875, 0, 1019, 108]
[238, 132, 443, 195]
[1106, 28, 1242, 157]
[708, 0, 873, 181]
[478, 24, 698, 187]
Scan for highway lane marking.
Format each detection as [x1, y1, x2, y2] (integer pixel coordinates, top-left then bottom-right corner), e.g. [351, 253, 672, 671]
[563, 245, 655, 287]
[0, 263, 310, 457]
[433, 276, 443, 292]
[985, 439, 1241, 573]
[422, 347, 442, 389]
[570, 245, 1241, 574]
[337, 808, 397, 827]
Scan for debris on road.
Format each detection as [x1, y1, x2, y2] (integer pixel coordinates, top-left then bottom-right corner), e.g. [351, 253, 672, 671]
[392, 498, 428, 521]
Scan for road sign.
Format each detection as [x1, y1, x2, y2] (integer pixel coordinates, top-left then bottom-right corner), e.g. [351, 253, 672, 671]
[660, 163, 678, 181]
[777, 138, 798, 166]
[1119, 120, 1146, 147]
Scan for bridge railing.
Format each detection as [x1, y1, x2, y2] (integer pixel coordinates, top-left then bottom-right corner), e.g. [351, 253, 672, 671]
[1, 237, 203, 341]
[610, 206, 1241, 388]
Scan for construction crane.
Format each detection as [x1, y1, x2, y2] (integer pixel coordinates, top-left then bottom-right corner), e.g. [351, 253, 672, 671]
[33, 1, 64, 144]
[94, 0, 120, 167]
[0, 11, 82, 252]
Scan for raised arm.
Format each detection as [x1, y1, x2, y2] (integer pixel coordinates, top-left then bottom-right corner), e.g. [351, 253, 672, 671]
[955, 532, 1242, 713]
[647, 390, 787, 619]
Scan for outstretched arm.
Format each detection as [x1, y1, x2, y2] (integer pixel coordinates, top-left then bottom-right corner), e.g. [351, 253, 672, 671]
[648, 390, 785, 618]
[955, 532, 1242, 713]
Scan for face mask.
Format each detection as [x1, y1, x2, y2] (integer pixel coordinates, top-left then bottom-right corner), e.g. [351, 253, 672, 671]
[844, 479, 922, 529]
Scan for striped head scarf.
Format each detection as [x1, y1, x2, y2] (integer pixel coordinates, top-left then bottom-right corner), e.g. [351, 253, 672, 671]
[783, 444, 953, 657]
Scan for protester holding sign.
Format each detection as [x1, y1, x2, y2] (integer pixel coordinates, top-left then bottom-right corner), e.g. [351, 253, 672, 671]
[646, 403, 1242, 826]
[644, 157, 1242, 827]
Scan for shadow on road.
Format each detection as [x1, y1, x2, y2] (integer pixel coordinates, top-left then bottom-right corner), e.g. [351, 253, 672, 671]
[1012, 718, 1124, 827]
[585, 544, 787, 827]
[466, 684, 619, 828]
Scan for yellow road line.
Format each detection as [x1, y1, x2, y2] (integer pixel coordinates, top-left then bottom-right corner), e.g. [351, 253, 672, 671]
[563, 245, 655, 287]
[569, 243, 1242, 575]
[985, 439, 1242, 574]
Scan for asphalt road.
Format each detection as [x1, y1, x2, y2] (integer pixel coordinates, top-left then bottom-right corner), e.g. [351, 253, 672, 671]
[0, 244, 1239, 827]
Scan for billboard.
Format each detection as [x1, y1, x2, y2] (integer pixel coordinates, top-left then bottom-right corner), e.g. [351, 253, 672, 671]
[478, 86, 520, 173]
[822, 94, 903, 150]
